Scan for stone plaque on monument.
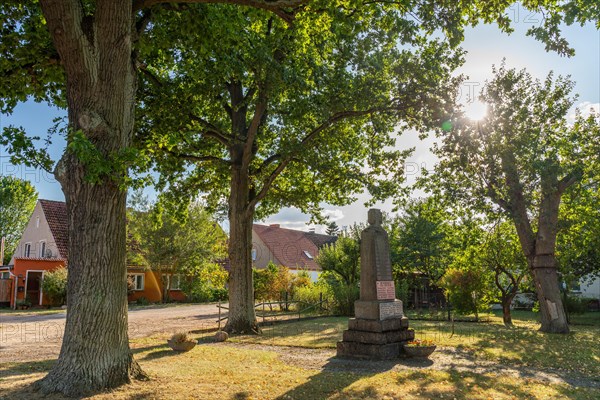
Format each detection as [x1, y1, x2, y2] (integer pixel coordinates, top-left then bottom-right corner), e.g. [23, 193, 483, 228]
[376, 281, 395, 300]
[379, 301, 403, 320]
[337, 209, 414, 360]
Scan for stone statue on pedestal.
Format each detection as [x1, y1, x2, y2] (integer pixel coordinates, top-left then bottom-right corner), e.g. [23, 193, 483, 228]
[336, 209, 414, 359]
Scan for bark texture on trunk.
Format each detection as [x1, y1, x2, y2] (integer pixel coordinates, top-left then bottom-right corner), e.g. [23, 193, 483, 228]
[531, 255, 569, 333]
[36, 1, 145, 395]
[224, 164, 259, 334]
[532, 175, 569, 333]
[502, 302, 513, 326]
[500, 152, 569, 334]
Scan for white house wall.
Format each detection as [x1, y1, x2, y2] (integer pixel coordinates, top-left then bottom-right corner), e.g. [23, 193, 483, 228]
[9, 201, 59, 264]
[578, 276, 600, 300]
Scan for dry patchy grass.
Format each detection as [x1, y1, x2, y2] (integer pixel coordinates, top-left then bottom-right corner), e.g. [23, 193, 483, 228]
[232, 312, 600, 377]
[1, 312, 599, 399]
[1, 338, 598, 400]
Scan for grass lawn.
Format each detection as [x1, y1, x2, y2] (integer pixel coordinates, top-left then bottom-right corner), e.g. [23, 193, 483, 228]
[0, 307, 66, 317]
[232, 311, 600, 376]
[0, 311, 598, 399]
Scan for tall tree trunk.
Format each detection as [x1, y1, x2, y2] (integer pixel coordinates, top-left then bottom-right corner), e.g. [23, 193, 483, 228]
[36, 1, 145, 395]
[532, 180, 569, 333]
[224, 165, 259, 334]
[501, 152, 569, 333]
[501, 293, 515, 327]
[531, 253, 569, 333]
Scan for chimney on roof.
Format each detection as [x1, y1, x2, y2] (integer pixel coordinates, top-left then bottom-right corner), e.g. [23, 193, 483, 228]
[270, 224, 280, 228]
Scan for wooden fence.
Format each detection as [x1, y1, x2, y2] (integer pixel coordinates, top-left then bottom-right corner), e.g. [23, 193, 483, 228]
[0, 279, 12, 303]
[216, 294, 329, 329]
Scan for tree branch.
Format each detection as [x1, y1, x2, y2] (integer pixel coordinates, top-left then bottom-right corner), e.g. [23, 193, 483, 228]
[254, 153, 281, 175]
[188, 114, 233, 147]
[246, 106, 396, 212]
[299, 107, 394, 148]
[247, 157, 293, 213]
[557, 170, 582, 194]
[242, 88, 268, 169]
[132, 0, 303, 24]
[39, 0, 95, 80]
[138, 63, 164, 87]
[165, 149, 230, 165]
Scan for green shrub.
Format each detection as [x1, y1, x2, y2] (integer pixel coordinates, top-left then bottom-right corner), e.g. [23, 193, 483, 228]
[294, 281, 332, 313]
[181, 263, 228, 303]
[440, 267, 491, 318]
[253, 262, 294, 303]
[41, 267, 68, 306]
[565, 295, 590, 314]
[330, 282, 359, 316]
[136, 296, 150, 306]
[210, 287, 228, 302]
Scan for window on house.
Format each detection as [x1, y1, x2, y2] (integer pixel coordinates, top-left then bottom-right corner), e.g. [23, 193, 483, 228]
[303, 250, 313, 259]
[39, 241, 46, 258]
[251, 248, 257, 261]
[36, 217, 40, 228]
[24, 243, 32, 258]
[127, 274, 145, 291]
[163, 274, 182, 291]
[0, 271, 9, 279]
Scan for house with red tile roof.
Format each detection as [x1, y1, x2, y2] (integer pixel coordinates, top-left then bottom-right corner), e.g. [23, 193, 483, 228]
[252, 224, 337, 280]
[0, 200, 185, 309]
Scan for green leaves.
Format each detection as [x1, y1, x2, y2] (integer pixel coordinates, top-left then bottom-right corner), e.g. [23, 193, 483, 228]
[138, 3, 467, 222]
[67, 129, 152, 188]
[0, 125, 54, 172]
[0, 176, 38, 264]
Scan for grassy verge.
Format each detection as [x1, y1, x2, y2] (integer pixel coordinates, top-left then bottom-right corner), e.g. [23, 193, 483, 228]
[0, 307, 66, 317]
[1, 336, 598, 400]
[231, 312, 600, 377]
[1, 312, 598, 399]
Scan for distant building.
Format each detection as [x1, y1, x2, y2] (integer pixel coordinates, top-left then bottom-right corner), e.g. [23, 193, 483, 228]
[252, 224, 337, 281]
[0, 200, 187, 308]
[572, 275, 600, 303]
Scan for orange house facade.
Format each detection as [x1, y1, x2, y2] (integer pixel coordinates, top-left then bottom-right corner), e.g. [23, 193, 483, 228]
[127, 267, 186, 303]
[0, 199, 187, 309]
[1, 258, 66, 308]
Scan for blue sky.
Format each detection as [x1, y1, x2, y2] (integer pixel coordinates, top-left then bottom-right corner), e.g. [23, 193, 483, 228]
[1, 10, 599, 233]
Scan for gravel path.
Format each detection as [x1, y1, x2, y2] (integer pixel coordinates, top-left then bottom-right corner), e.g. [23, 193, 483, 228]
[0, 303, 222, 363]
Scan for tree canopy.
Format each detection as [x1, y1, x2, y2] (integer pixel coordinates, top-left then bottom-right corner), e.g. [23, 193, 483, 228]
[0, 176, 37, 264]
[135, 3, 466, 332]
[429, 64, 600, 333]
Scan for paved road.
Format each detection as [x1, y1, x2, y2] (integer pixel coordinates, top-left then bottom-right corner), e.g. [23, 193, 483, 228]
[0, 303, 223, 363]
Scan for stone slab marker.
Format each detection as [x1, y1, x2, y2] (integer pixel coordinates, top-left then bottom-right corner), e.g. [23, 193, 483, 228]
[336, 209, 414, 359]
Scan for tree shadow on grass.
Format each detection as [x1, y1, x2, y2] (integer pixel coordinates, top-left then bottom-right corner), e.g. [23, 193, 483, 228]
[396, 368, 548, 399]
[274, 355, 399, 400]
[0, 360, 57, 400]
[0, 359, 54, 380]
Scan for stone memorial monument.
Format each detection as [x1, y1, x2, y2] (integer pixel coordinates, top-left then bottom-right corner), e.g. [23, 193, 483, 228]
[336, 209, 414, 359]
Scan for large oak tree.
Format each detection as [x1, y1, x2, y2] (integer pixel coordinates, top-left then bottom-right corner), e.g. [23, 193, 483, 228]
[136, 4, 462, 333]
[0, 0, 309, 396]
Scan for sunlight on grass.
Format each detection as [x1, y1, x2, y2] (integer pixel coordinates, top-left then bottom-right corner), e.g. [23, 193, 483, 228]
[1, 339, 598, 399]
[232, 312, 600, 376]
[1, 312, 598, 399]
